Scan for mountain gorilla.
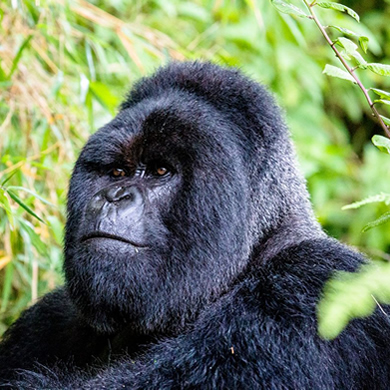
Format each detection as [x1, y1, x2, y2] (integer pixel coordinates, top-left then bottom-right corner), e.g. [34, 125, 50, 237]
[1, 61, 390, 389]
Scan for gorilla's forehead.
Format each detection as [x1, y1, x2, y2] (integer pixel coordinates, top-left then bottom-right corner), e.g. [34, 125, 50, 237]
[82, 91, 238, 165]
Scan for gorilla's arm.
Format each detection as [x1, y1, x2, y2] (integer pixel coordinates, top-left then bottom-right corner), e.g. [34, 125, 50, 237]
[0, 288, 105, 383]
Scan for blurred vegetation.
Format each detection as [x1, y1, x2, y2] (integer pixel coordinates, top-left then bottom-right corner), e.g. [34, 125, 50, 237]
[0, 0, 389, 335]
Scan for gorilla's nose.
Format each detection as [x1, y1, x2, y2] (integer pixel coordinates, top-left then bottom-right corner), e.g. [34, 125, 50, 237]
[104, 185, 142, 205]
[85, 184, 145, 239]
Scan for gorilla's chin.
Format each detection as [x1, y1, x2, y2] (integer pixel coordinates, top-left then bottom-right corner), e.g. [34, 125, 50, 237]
[64, 246, 153, 334]
[64, 243, 195, 335]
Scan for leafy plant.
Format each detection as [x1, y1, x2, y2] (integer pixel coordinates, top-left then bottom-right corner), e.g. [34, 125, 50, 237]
[318, 139, 390, 339]
[271, 0, 390, 339]
[271, 0, 390, 137]
[318, 262, 390, 339]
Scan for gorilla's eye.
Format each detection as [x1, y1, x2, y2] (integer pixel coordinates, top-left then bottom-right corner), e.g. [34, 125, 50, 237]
[110, 168, 127, 178]
[155, 167, 169, 176]
[139, 160, 172, 179]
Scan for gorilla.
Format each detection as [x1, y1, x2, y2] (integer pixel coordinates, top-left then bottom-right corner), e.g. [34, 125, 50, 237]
[0, 61, 390, 389]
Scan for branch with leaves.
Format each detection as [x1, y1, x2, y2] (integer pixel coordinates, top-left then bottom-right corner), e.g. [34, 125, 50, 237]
[271, 0, 390, 140]
[272, 0, 390, 339]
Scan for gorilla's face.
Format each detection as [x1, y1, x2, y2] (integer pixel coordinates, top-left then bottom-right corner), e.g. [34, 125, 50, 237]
[64, 93, 250, 334]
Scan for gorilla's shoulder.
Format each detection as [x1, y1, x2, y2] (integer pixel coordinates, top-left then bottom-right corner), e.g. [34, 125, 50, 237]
[0, 288, 78, 346]
[232, 238, 366, 319]
[9, 288, 73, 324]
[268, 237, 365, 275]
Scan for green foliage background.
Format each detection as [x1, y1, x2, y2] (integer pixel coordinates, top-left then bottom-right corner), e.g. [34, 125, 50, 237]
[0, 0, 389, 335]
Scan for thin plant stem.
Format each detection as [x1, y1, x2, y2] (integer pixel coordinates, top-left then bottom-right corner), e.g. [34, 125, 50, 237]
[302, 0, 390, 138]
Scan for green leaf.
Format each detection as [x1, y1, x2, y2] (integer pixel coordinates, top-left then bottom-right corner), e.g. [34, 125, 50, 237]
[6, 190, 45, 223]
[342, 192, 390, 209]
[371, 88, 390, 100]
[362, 211, 390, 232]
[374, 99, 390, 106]
[359, 36, 369, 53]
[0, 189, 14, 229]
[271, 0, 310, 18]
[329, 25, 358, 37]
[79, 73, 90, 105]
[89, 81, 119, 115]
[334, 37, 358, 54]
[316, 2, 360, 22]
[372, 135, 390, 154]
[0, 60, 8, 82]
[8, 35, 33, 79]
[323, 64, 356, 83]
[351, 52, 367, 68]
[19, 219, 47, 256]
[0, 262, 14, 313]
[85, 41, 96, 81]
[328, 26, 369, 53]
[333, 37, 366, 66]
[366, 63, 390, 77]
[318, 264, 390, 339]
[380, 115, 390, 126]
[47, 216, 64, 246]
[7, 186, 55, 207]
[1, 169, 18, 186]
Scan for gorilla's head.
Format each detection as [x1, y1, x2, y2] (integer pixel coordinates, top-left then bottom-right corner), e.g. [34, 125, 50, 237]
[64, 62, 318, 334]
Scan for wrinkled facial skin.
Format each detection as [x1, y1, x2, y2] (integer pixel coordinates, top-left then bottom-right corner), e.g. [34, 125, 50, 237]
[64, 95, 250, 335]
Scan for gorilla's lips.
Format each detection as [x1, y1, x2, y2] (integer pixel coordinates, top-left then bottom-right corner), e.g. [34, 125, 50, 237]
[80, 231, 147, 248]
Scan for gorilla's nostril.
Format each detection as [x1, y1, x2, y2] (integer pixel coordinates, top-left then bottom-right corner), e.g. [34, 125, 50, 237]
[89, 193, 105, 212]
[105, 186, 136, 203]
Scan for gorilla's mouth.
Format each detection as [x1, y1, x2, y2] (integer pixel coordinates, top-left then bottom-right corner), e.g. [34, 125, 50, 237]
[80, 232, 147, 248]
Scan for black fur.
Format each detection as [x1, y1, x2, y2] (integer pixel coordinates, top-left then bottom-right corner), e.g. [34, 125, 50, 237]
[1, 61, 389, 389]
